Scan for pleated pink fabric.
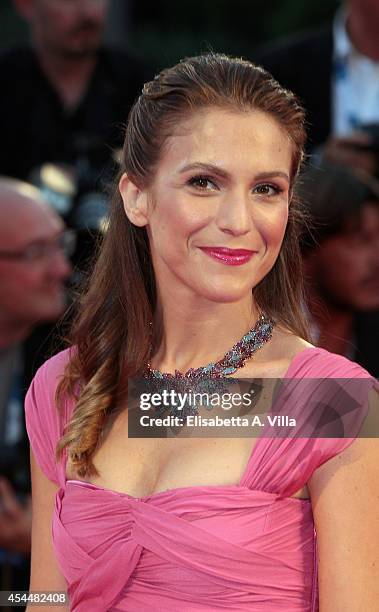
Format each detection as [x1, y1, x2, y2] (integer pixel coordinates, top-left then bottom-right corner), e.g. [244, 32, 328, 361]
[25, 347, 379, 611]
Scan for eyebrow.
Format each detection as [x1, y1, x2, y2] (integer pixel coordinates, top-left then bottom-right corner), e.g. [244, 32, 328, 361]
[178, 162, 290, 183]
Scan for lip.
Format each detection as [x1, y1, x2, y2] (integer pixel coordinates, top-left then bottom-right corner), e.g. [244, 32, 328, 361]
[199, 246, 257, 266]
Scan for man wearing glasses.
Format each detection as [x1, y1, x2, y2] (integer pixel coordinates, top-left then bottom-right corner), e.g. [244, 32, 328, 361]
[0, 176, 72, 602]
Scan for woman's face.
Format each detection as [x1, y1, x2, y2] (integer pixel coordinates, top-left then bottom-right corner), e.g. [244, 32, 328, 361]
[125, 107, 293, 304]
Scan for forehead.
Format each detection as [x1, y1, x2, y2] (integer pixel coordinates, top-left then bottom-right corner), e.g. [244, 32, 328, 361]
[0, 194, 63, 249]
[156, 108, 293, 176]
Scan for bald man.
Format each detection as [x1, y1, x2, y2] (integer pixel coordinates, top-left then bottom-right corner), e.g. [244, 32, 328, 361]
[0, 177, 71, 593]
[0, 177, 72, 347]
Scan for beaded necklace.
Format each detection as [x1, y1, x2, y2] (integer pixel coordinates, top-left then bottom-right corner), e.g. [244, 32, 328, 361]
[143, 312, 275, 419]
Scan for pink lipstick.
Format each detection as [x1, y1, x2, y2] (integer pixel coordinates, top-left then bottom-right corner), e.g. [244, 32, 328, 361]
[199, 247, 257, 266]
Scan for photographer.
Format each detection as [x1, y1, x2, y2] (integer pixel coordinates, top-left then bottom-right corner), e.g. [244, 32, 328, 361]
[253, 0, 379, 158]
[300, 161, 379, 376]
[0, 178, 72, 600]
[0, 0, 150, 274]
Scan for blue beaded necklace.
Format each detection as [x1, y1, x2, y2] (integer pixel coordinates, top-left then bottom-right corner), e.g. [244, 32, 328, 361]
[143, 313, 275, 419]
[145, 312, 275, 379]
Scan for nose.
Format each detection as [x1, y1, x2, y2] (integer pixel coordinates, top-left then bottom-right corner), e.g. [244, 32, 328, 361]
[215, 188, 252, 236]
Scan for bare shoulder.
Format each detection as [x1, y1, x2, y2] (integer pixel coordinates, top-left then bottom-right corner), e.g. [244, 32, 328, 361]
[241, 324, 315, 378]
[273, 325, 315, 359]
[308, 406, 379, 609]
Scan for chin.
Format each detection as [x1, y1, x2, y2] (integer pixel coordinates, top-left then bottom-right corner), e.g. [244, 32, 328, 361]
[196, 283, 253, 304]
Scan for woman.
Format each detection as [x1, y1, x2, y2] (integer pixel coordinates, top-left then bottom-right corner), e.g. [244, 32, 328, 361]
[25, 53, 379, 611]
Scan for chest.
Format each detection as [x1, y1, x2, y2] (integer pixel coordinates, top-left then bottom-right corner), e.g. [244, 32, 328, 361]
[66, 418, 255, 495]
[66, 409, 309, 500]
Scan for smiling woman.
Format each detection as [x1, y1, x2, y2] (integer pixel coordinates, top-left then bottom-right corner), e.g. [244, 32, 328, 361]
[24, 53, 379, 612]
[119, 108, 292, 307]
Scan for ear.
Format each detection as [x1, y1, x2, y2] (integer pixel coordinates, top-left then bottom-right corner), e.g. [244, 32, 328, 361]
[13, 0, 34, 21]
[119, 173, 148, 227]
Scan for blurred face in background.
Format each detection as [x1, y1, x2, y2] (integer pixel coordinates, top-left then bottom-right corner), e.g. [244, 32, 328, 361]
[15, 0, 109, 58]
[305, 202, 379, 311]
[348, 0, 379, 26]
[0, 187, 72, 332]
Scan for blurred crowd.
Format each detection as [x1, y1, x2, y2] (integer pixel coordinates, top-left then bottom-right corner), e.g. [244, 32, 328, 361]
[0, 0, 378, 606]
[254, 0, 379, 371]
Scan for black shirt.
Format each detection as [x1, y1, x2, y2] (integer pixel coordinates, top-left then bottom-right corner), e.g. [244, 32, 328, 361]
[0, 45, 151, 232]
[0, 45, 149, 178]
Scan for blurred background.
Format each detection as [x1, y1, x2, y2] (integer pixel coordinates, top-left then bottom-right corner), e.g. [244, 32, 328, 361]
[0, 0, 340, 62]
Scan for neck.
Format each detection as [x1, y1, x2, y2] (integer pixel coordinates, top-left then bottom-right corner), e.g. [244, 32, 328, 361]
[346, 5, 379, 61]
[33, 39, 98, 110]
[151, 291, 261, 374]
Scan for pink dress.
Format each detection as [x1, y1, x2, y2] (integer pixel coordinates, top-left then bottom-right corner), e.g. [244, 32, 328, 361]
[24, 346, 379, 611]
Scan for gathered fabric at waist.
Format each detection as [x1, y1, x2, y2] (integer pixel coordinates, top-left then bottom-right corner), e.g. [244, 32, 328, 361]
[53, 482, 317, 611]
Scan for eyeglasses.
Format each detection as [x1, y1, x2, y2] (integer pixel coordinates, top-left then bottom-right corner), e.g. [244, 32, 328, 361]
[0, 230, 76, 263]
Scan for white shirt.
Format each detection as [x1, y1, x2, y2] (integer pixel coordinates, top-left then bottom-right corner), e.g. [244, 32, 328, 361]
[332, 6, 379, 136]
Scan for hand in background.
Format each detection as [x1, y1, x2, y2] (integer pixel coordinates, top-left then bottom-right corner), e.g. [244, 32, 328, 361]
[0, 477, 32, 554]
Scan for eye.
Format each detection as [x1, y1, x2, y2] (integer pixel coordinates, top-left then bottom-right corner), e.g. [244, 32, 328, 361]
[253, 183, 283, 196]
[187, 175, 218, 191]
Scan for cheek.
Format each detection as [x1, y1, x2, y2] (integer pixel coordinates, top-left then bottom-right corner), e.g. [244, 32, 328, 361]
[52, 8, 75, 33]
[256, 206, 289, 251]
[0, 271, 34, 306]
[17, 268, 45, 290]
[175, 198, 212, 230]
[151, 198, 210, 248]
[328, 246, 366, 280]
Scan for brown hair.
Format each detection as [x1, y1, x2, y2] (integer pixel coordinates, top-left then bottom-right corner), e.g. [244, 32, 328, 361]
[55, 52, 311, 479]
